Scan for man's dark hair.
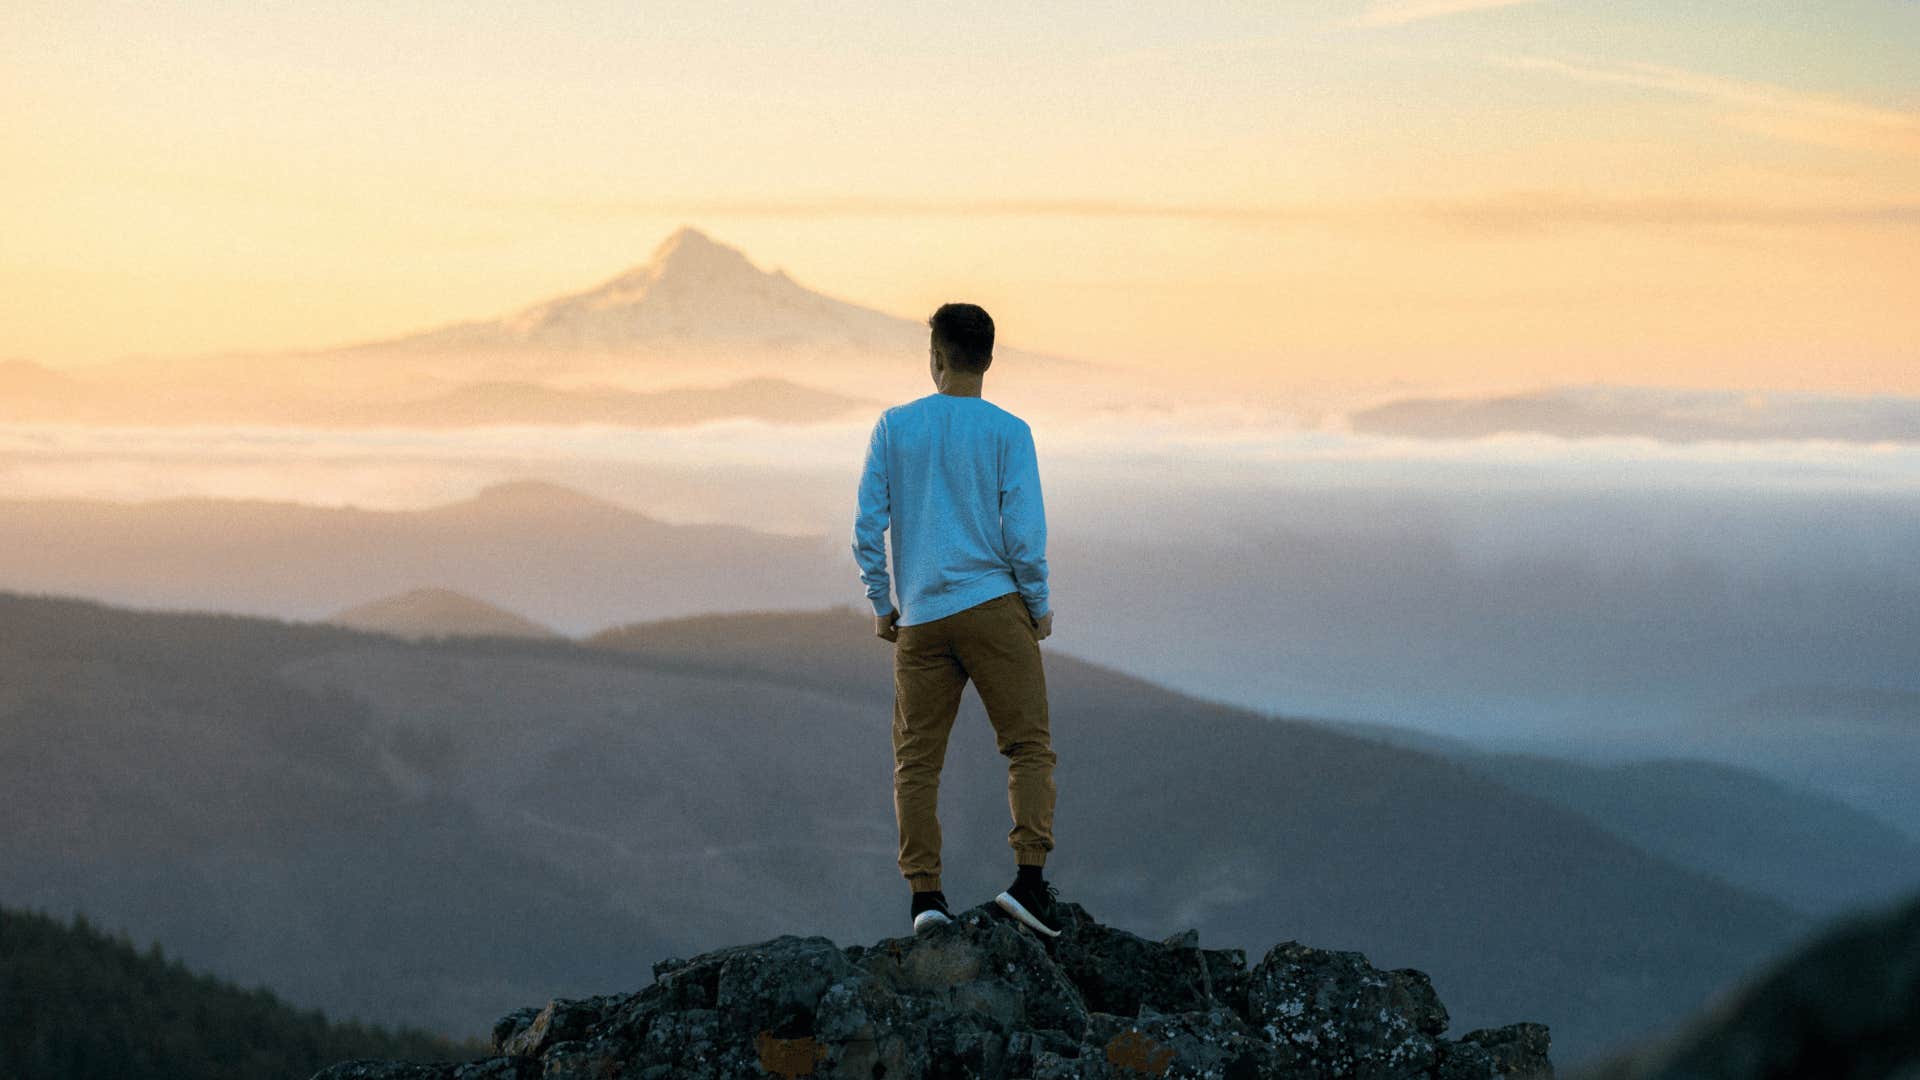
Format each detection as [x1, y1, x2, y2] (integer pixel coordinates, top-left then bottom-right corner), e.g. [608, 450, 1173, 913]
[927, 303, 994, 374]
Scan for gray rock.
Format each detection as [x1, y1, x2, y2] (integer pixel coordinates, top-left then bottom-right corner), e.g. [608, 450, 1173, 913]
[711, 934, 859, 1035]
[1085, 1004, 1290, 1078]
[314, 900, 1552, 1080]
[1050, 901, 1247, 1022]
[496, 995, 633, 1058]
[857, 905, 1091, 1039]
[310, 1064, 458, 1080]
[814, 974, 928, 1078]
[1249, 939, 1450, 1079]
[449, 1060, 532, 1080]
[489, 1008, 543, 1055]
[1437, 1023, 1553, 1079]
[534, 1039, 627, 1079]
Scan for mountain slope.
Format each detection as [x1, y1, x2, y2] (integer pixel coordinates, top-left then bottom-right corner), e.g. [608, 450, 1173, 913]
[0, 367, 880, 428]
[0, 905, 480, 1080]
[351, 226, 926, 354]
[326, 587, 563, 641]
[1322, 720, 1920, 919]
[0, 589, 1806, 1063]
[327, 375, 879, 427]
[0, 593, 675, 1037]
[1466, 754, 1920, 918]
[1667, 685, 1920, 838]
[0, 480, 843, 633]
[1583, 891, 1920, 1080]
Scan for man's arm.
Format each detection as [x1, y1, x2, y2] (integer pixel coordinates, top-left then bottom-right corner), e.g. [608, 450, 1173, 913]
[1000, 420, 1050, 622]
[851, 412, 895, 618]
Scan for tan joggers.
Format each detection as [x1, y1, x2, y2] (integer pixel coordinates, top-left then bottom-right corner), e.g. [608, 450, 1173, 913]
[892, 590, 1057, 892]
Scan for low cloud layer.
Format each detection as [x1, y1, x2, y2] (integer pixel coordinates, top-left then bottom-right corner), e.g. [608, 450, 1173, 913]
[1346, 384, 1920, 445]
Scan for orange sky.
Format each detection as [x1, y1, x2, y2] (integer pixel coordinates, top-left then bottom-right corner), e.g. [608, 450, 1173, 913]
[3, 2, 1915, 394]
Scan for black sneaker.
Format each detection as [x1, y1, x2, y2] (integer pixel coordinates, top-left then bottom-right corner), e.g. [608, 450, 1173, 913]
[995, 873, 1063, 938]
[911, 889, 952, 933]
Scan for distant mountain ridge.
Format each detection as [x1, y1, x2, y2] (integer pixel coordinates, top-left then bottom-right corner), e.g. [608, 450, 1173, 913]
[1664, 684, 1920, 839]
[1319, 718, 1920, 917]
[0, 479, 843, 633]
[40, 225, 1120, 423]
[332, 375, 880, 427]
[0, 365, 881, 430]
[327, 587, 563, 642]
[311, 224, 1110, 413]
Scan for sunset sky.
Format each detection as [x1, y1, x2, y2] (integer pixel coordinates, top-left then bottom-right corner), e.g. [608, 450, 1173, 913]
[4, 1, 1916, 394]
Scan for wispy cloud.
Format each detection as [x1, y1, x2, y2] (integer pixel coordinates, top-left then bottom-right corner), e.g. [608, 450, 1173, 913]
[511, 196, 1329, 224]
[1355, 0, 1542, 27]
[1490, 53, 1920, 157]
[505, 193, 1920, 233]
[1415, 191, 1920, 232]
[1090, 32, 1300, 70]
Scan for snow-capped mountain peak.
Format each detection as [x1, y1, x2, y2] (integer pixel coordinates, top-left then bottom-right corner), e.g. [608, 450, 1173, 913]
[387, 225, 908, 351]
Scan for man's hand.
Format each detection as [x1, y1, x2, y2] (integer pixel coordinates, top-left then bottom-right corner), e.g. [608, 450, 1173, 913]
[875, 608, 900, 643]
[1030, 609, 1053, 641]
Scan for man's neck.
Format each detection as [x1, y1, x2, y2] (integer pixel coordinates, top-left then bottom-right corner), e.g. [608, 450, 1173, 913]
[935, 381, 984, 397]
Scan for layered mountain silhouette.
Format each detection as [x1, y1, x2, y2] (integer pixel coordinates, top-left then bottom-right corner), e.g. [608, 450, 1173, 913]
[326, 588, 563, 642]
[0, 480, 845, 632]
[9, 474, 1918, 857]
[0, 364, 879, 428]
[1325, 721, 1920, 919]
[326, 375, 877, 428]
[31, 226, 1133, 425]
[1656, 685, 1920, 840]
[0, 588, 1811, 1064]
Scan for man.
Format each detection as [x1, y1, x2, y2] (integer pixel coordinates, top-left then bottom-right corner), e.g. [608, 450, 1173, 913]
[851, 302, 1062, 938]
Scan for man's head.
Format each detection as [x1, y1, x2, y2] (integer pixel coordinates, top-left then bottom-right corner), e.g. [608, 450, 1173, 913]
[927, 303, 994, 377]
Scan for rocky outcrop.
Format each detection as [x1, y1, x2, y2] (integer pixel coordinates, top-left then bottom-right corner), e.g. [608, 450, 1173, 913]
[313, 901, 1552, 1079]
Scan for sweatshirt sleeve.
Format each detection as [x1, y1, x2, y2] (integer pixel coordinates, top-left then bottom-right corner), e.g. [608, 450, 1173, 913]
[851, 412, 895, 617]
[999, 420, 1050, 620]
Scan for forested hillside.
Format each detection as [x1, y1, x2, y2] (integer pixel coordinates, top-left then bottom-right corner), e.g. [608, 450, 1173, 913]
[0, 905, 481, 1080]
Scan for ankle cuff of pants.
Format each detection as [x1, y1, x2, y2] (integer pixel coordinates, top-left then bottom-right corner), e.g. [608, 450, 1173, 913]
[907, 874, 942, 892]
[1013, 848, 1049, 870]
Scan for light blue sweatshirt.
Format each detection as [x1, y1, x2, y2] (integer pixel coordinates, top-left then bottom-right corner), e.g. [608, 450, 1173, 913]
[852, 391, 1050, 627]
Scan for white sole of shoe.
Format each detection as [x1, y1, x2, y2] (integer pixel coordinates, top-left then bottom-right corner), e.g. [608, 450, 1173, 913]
[912, 909, 952, 933]
[995, 890, 1062, 938]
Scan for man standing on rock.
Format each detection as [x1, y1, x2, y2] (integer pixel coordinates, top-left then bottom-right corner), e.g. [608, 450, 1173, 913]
[851, 301, 1062, 938]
